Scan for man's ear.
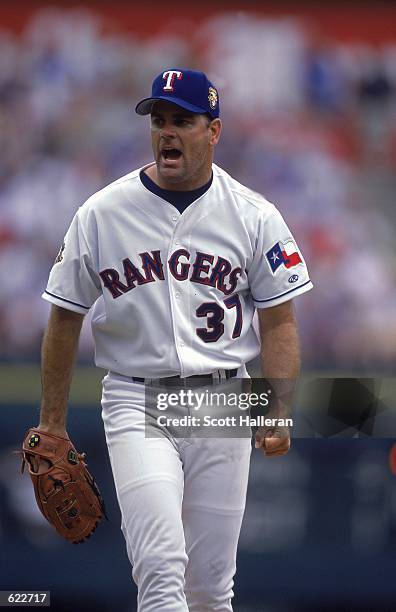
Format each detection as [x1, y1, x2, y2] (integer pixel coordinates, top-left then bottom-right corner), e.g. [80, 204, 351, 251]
[209, 118, 222, 146]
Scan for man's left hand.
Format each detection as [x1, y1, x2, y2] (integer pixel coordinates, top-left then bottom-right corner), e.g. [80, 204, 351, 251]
[254, 424, 290, 457]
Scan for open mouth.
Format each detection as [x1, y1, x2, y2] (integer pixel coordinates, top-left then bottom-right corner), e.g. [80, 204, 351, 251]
[161, 148, 182, 162]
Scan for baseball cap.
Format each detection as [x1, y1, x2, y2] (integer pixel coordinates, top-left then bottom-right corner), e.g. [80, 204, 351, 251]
[135, 68, 220, 119]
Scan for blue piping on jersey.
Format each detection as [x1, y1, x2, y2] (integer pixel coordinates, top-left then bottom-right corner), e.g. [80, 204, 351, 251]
[44, 290, 90, 310]
[253, 279, 312, 303]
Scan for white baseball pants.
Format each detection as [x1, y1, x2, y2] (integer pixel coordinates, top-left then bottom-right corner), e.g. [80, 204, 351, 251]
[101, 371, 251, 612]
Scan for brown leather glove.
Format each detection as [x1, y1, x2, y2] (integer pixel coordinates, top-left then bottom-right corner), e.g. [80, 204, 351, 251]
[21, 428, 106, 544]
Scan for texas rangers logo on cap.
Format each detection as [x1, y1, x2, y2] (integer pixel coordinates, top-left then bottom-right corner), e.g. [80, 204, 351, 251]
[162, 70, 183, 92]
[266, 240, 302, 273]
[135, 68, 220, 119]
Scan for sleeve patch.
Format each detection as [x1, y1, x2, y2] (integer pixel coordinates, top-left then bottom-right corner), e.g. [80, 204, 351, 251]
[54, 242, 65, 264]
[266, 239, 302, 274]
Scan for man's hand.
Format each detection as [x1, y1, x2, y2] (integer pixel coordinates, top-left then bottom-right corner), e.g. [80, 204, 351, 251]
[254, 423, 290, 456]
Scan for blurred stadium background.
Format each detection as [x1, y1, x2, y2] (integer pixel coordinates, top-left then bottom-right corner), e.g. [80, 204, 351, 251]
[1, 2, 396, 611]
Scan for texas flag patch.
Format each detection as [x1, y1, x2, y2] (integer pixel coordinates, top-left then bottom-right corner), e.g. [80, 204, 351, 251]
[266, 240, 302, 273]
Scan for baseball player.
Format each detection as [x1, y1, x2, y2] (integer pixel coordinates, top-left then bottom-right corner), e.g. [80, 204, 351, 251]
[38, 69, 312, 610]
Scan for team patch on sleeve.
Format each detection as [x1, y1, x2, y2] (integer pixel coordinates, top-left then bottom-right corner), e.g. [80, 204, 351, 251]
[266, 240, 302, 274]
[54, 242, 65, 264]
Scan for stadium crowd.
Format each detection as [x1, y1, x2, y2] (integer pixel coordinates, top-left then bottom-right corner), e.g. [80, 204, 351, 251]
[0, 8, 395, 371]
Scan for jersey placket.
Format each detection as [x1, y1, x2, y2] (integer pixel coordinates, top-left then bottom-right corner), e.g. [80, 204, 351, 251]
[166, 211, 192, 378]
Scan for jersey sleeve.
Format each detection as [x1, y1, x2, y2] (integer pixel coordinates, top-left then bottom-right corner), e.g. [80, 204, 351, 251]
[248, 207, 313, 308]
[42, 209, 101, 314]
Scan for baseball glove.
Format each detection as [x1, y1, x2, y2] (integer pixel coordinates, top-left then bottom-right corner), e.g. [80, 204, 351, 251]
[21, 428, 106, 544]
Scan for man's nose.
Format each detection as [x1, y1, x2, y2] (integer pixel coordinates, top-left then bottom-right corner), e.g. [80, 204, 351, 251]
[159, 122, 176, 138]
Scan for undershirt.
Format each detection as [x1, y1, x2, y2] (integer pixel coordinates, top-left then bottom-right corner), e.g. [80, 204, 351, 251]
[140, 169, 213, 214]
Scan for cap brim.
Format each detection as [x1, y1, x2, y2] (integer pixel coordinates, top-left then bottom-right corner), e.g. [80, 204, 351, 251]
[135, 96, 207, 116]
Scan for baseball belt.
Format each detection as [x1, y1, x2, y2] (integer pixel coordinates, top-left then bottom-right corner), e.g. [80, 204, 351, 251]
[132, 368, 238, 387]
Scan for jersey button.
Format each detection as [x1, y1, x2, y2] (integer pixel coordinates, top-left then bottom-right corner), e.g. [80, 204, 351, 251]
[175, 292, 180, 299]
[175, 240, 180, 245]
[172, 214, 178, 222]
[179, 341, 185, 347]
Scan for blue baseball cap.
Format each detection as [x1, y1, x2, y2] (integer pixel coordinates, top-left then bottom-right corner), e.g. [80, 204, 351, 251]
[135, 68, 220, 119]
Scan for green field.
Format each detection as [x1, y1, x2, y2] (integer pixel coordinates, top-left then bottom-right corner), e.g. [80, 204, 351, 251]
[1, 364, 395, 407]
[0, 364, 105, 406]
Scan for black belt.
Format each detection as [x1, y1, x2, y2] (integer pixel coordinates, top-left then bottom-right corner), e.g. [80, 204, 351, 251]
[132, 368, 238, 387]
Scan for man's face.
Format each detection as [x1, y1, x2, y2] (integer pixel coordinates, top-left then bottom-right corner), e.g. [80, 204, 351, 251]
[150, 101, 221, 190]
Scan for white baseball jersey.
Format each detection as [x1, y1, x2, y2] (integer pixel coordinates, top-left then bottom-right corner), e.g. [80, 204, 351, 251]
[43, 162, 313, 377]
